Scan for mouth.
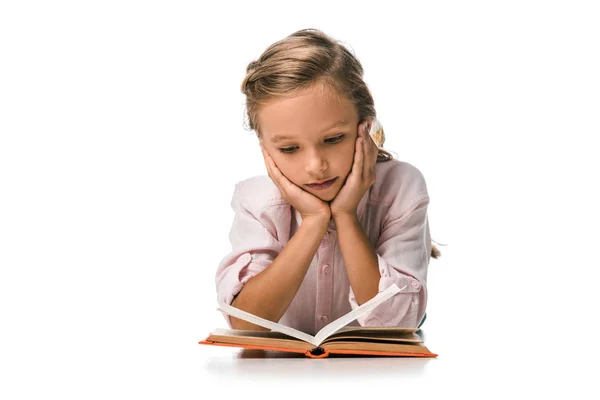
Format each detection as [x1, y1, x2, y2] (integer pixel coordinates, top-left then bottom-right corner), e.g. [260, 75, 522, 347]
[306, 177, 338, 190]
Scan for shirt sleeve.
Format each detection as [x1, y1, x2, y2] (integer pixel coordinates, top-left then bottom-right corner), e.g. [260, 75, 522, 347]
[215, 183, 284, 327]
[348, 193, 432, 328]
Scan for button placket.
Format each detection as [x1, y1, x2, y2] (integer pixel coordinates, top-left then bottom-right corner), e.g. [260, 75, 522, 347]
[315, 247, 333, 332]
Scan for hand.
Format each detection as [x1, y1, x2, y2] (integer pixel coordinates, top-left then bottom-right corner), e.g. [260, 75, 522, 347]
[260, 141, 331, 221]
[330, 120, 379, 217]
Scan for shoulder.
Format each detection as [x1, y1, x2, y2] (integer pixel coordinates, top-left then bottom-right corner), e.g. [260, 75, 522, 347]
[230, 175, 292, 238]
[231, 174, 287, 212]
[372, 158, 429, 208]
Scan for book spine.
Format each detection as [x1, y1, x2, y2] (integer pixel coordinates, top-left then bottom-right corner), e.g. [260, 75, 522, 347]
[305, 348, 330, 358]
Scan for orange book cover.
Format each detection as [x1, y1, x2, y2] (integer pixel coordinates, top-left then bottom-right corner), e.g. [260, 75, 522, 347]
[199, 332, 438, 358]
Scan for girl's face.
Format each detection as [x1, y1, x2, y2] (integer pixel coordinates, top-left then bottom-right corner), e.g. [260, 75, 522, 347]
[257, 85, 360, 201]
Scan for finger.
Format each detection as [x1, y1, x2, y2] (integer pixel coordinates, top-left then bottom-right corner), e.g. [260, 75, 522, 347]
[362, 123, 376, 177]
[261, 143, 279, 177]
[260, 144, 274, 178]
[262, 150, 298, 200]
[261, 144, 284, 191]
[359, 123, 369, 178]
[266, 156, 285, 189]
[268, 157, 297, 193]
[354, 135, 363, 180]
[268, 162, 291, 202]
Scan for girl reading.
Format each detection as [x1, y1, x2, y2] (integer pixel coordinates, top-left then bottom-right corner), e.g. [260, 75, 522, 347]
[215, 29, 441, 334]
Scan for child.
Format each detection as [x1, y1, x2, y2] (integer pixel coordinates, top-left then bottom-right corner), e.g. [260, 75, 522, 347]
[215, 29, 441, 335]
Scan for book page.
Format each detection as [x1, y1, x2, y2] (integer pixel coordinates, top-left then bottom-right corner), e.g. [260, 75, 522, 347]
[217, 302, 316, 344]
[313, 283, 405, 345]
[217, 283, 405, 347]
[322, 341, 432, 354]
[335, 326, 419, 333]
[212, 328, 302, 340]
[321, 328, 423, 344]
[207, 329, 313, 351]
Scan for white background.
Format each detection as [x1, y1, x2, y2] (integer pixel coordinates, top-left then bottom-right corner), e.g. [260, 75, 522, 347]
[1, 1, 599, 398]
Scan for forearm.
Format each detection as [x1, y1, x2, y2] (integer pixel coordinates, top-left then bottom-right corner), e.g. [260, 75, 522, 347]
[333, 213, 381, 306]
[230, 216, 330, 330]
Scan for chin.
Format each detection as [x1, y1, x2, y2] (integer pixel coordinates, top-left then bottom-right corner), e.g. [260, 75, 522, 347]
[316, 189, 339, 202]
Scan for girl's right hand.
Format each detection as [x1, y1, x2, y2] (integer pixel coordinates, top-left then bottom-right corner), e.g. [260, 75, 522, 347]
[260, 141, 331, 221]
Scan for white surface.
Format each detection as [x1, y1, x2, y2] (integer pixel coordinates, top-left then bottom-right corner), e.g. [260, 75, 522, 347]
[1, 1, 599, 399]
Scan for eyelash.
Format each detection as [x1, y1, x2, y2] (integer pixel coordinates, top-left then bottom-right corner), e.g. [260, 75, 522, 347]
[279, 134, 346, 154]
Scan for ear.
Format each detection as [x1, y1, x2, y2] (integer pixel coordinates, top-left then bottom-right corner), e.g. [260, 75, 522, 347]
[359, 118, 372, 134]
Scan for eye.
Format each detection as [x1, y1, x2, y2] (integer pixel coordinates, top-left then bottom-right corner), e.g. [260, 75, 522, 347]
[326, 134, 345, 144]
[279, 134, 346, 154]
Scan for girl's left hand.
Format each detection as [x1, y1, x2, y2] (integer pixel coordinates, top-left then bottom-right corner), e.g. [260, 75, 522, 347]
[330, 119, 379, 217]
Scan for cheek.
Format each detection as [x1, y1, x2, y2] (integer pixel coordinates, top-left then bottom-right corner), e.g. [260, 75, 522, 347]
[340, 141, 357, 168]
[271, 154, 289, 174]
[271, 155, 299, 181]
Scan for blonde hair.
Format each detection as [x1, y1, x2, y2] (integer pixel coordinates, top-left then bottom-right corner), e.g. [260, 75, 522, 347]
[240, 28, 441, 259]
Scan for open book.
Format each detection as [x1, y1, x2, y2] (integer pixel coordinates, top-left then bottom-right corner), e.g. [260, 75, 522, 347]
[199, 284, 437, 358]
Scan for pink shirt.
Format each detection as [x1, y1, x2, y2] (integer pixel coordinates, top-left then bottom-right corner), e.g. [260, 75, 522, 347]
[215, 158, 432, 335]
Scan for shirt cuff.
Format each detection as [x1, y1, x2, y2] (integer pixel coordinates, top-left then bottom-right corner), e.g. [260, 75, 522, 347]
[348, 253, 427, 327]
[216, 253, 252, 303]
[215, 252, 257, 327]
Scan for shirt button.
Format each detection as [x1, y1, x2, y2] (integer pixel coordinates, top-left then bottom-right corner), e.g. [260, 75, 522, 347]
[411, 280, 421, 290]
[319, 315, 329, 323]
[322, 264, 330, 274]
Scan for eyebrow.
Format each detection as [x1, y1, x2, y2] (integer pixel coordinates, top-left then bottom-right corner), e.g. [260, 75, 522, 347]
[270, 120, 348, 143]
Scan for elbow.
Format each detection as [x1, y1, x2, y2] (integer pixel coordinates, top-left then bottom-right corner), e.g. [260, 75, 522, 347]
[230, 316, 270, 331]
[410, 291, 427, 328]
[228, 294, 271, 332]
[358, 291, 426, 328]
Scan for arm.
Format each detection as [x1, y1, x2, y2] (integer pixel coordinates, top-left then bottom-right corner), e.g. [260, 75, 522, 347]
[332, 212, 380, 306]
[339, 194, 432, 328]
[230, 216, 330, 330]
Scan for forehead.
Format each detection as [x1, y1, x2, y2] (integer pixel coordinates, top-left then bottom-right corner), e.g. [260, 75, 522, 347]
[258, 85, 357, 141]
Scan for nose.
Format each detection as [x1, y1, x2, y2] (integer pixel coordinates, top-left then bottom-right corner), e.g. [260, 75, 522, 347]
[304, 149, 328, 175]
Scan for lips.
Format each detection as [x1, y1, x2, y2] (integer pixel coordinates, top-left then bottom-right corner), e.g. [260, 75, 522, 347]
[309, 178, 335, 185]
[306, 177, 337, 188]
